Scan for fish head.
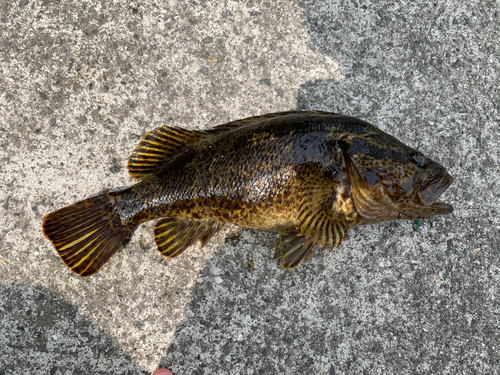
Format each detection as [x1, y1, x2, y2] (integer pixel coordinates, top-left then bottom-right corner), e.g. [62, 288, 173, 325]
[338, 132, 454, 222]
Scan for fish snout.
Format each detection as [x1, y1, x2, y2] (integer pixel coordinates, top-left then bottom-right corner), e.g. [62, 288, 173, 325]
[417, 172, 453, 207]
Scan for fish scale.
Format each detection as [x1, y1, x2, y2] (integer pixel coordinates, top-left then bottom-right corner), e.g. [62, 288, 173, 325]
[42, 110, 453, 277]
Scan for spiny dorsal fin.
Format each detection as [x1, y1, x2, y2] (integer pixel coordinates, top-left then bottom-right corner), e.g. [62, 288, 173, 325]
[128, 126, 207, 181]
[209, 110, 338, 132]
[154, 217, 224, 258]
[129, 111, 339, 181]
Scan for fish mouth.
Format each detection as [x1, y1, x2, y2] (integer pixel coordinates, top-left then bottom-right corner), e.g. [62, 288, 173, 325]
[395, 172, 453, 220]
[409, 173, 454, 216]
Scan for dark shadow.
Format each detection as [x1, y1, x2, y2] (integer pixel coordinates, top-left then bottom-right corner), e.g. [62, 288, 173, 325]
[156, 224, 498, 374]
[0, 283, 148, 375]
[157, 229, 345, 374]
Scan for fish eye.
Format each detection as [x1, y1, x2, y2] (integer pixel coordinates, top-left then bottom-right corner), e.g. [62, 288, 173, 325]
[411, 154, 427, 169]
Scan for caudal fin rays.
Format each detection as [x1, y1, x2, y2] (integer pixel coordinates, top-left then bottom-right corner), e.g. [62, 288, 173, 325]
[42, 194, 129, 277]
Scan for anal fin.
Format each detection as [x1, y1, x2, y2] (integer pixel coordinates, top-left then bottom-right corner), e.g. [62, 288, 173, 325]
[154, 217, 224, 258]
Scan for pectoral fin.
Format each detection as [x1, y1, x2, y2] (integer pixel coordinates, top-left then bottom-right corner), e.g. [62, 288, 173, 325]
[273, 175, 350, 269]
[298, 175, 349, 247]
[154, 217, 224, 258]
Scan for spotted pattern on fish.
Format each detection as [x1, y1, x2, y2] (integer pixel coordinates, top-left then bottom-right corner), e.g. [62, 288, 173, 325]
[42, 111, 453, 276]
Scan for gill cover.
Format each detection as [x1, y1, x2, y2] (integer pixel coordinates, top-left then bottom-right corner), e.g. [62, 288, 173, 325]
[338, 138, 397, 222]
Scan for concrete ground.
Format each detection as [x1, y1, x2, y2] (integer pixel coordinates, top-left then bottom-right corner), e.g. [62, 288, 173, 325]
[1, 1, 499, 374]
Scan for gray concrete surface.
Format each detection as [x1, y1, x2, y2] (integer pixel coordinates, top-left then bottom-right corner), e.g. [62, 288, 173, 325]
[0, 0, 499, 374]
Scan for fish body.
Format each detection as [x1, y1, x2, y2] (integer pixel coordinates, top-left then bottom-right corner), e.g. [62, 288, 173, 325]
[43, 111, 453, 276]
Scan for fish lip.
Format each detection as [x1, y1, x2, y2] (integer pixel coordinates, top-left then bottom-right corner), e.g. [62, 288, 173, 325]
[416, 173, 454, 207]
[429, 200, 454, 214]
[399, 172, 453, 217]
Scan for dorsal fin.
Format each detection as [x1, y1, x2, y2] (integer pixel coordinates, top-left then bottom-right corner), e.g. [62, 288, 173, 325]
[127, 126, 207, 180]
[208, 110, 338, 132]
[128, 111, 339, 181]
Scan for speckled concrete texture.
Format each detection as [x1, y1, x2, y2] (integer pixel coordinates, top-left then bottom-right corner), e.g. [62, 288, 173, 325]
[0, 1, 499, 374]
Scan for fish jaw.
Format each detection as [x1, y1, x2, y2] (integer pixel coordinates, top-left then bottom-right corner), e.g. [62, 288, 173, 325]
[398, 173, 454, 219]
[416, 173, 453, 206]
[398, 200, 453, 219]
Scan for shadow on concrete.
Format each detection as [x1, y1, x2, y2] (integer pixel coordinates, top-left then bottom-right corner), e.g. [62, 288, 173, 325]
[0, 283, 148, 375]
[6, 1, 497, 374]
[156, 229, 345, 374]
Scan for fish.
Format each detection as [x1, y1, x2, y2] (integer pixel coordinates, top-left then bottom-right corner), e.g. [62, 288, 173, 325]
[42, 110, 454, 277]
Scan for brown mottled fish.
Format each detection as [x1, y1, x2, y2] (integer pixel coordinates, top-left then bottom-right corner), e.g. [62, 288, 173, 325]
[42, 111, 453, 276]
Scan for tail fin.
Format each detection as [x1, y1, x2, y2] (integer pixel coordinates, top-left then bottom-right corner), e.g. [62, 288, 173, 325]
[42, 194, 127, 277]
